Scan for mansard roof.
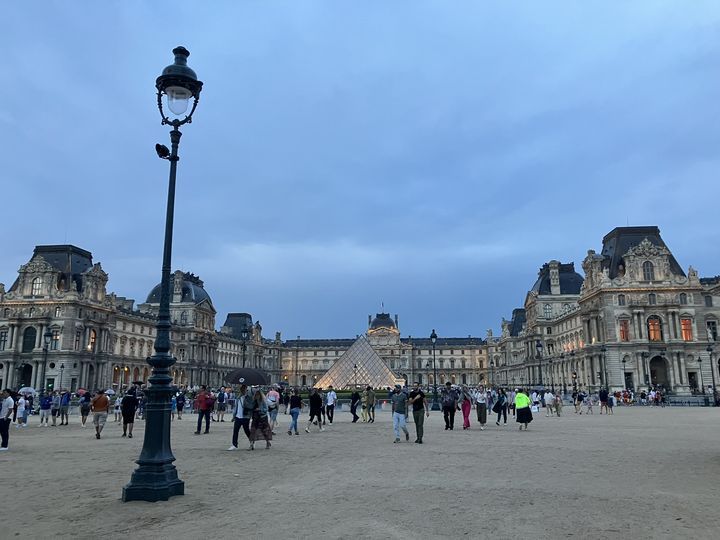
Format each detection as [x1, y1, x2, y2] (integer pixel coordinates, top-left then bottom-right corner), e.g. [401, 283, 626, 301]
[509, 308, 526, 337]
[601, 226, 685, 280]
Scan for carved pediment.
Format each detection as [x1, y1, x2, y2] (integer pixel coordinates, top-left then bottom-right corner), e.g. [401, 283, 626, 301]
[18, 255, 56, 275]
[624, 238, 670, 259]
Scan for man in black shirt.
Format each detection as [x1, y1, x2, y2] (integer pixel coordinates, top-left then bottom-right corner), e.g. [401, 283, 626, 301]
[350, 388, 361, 423]
[409, 382, 429, 444]
[305, 388, 324, 433]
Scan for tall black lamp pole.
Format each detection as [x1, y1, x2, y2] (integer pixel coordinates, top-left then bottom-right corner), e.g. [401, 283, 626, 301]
[707, 342, 717, 405]
[41, 328, 52, 391]
[536, 340, 543, 387]
[430, 329, 440, 411]
[123, 46, 202, 503]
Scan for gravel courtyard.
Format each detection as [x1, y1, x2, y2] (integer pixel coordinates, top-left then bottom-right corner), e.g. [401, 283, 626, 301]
[2, 405, 718, 539]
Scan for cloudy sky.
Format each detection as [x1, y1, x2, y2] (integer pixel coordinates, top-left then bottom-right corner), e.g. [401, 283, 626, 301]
[2, 2, 719, 340]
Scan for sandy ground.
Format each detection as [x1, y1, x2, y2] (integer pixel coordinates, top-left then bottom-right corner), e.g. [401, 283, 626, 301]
[2, 404, 719, 540]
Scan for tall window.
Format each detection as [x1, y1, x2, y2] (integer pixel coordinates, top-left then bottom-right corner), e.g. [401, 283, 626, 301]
[54, 306, 62, 318]
[680, 318, 693, 341]
[51, 329, 60, 350]
[642, 261, 655, 281]
[679, 293, 687, 305]
[543, 304, 552, 319]
[647, 317, 663, 342]
[31, 277, 43, 296]
[22, 327, 37, 352]
[75, 331, 81, 351]
[618, 294, 626, 306]
[180, 311, 188, 325]
[705, 296, 713, 307]
[619, 320, 630, 342]
[648, 293, 656, 305]
[88, 329, 97, 352]
[0, 330, 7, 351]
[707, 321, 718, 342]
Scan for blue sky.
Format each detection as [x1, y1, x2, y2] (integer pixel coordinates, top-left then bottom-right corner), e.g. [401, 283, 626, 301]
[1, 2, 719, 339]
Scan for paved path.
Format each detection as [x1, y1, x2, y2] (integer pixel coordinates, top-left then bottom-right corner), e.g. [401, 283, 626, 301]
[2, 406, 718, 539]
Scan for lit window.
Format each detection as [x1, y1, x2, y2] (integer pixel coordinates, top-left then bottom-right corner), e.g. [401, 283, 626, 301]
[681, 319, 693, 341]
[647, 317, 663, 342]
[619, 320, 630, 342]
[618, 294, 626, 306]
[51, 330, 60, 350]
[31, 277, 43, 296]
[643, 261, 655, 281]
[54, 307, 62, 318]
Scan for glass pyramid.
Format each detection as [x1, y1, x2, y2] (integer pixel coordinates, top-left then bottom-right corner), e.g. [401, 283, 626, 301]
[314, 335, 402, 389]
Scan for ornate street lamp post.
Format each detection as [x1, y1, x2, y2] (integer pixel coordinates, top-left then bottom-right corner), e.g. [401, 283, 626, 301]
[240, 327, 249, 368]
[535, 340, 543, 387]
[621, 357, 627, 390]
[123, 46, 202, 503]
[41, 328, 52, 391]
[59, 363, 65, 391]
[707, 342, 717, 405]
[430, 329, 440, 411]
[353, 363, 358, 389]
[490, 359, 495, 388]
[698, 356, 705, 394]
[600, 345, 607, 390]
[548, 357, 554, 392]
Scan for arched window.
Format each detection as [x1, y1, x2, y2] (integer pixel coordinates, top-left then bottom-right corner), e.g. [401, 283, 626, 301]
[649, 293, 657, 305]
[180, 311, 188, 325]
[618, 294, 626, 306]
[31, 277, 43, 296]
[543, 304, 552, 319]
[22, 327, 37, 353]
[647, 316, 663, 342]
[679, 293, 687, 305]
[88, 329, 97, 352]
[642, 261, 655, 281]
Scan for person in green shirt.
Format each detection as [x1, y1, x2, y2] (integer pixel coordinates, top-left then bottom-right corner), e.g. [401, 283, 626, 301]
[515, 389, 533, 430]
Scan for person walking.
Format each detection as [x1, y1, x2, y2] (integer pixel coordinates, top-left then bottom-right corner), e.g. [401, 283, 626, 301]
[248, 389, 272, 450]
[305, 388, 324, 433]
[473, 385, 487, 431]
[175, 392, 185, 420]
[350, 388, 361, 423]
[360, 387, 369, 422]
[194, 385, 213, 435]
[228, 385, 253, 450]
[459, 386, 472, 430]
[515, 388, 533, 431]
[113, 394, 122, 423]
[325, 386, 338, 424]
[39, 392, 52, 427]
[216, 386, 228, 423]
[441, 382, 459, 430]
[287, 388, 303, 436]
[544, 389, 556, 417]
[493, 388, 508, 426]
[50, 391, 61, 426]
[78, 393, 92, 427]
[15, 395, 26, 428]
[367, 386, 376, 423]
[59, 390, 71, 426]
[553, 393, 563, 416]
[409, 382, 429, 444]
[390, 384, 410, 443]
[266, 385, 281, 433]
[121, 388, 139, 438]
[0, 389, 15, 451]
[598, 388, 609, 415]
[90, 389, 110, 440]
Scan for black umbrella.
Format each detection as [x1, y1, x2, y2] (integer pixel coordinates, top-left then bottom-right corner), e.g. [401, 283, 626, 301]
[225, 368, 269, 386]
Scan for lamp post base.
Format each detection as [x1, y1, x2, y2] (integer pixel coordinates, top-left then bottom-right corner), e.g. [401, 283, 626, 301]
[122, 466, 184, 502]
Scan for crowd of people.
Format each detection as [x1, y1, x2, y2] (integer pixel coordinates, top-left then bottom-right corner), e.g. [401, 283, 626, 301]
[1, 378, 651, 453]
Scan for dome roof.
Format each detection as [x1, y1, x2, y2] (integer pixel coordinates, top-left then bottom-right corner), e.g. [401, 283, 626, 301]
[146, 272, 213, 306]
[531, 262, 584, 295]
[369, 313, 396, 331]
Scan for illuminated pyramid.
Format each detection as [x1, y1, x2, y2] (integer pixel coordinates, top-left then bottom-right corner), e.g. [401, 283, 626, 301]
[314, 335, 402, 389]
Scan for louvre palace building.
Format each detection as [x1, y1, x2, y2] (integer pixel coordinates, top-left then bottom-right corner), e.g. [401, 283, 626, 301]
[1, 226, 719, 396]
